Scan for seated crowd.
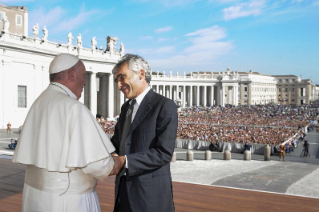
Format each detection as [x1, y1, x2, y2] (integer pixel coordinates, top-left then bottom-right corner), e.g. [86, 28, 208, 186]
[100, 104, 318, 147]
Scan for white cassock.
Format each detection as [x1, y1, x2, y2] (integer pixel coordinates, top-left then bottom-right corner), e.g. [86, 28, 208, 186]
[12, 82, 115, 212]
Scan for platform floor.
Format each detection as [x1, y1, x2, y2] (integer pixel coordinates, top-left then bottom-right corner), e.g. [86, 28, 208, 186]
[1, 159, 319, 212]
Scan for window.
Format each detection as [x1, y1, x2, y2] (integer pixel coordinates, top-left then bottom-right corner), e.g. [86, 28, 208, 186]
[285, 88, 288, 92]
[292, 88, 295, 92]
[18, 86, 27, 108]
[0, 12, 4, 21]
[244, 87, 247, 92]
[279, 88, 281, 92]
[292, 99, 295, 102]
[16, 15, 22, 25]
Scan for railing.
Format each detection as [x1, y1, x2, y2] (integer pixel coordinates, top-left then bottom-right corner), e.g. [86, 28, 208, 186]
[151, 74, 221, 80]
[0, 32, 121, 60]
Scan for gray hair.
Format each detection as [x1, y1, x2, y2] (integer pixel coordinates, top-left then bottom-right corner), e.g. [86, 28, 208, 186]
[50, 70, 68, 82]
[112, 54, 152, 84]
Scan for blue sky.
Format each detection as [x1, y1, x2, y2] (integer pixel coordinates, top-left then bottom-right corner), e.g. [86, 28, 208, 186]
[2, 0, 319, 83]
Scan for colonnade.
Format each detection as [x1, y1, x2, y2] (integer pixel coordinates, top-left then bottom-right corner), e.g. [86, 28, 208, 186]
[151, 83, 239, 108]
[81, 71, 118, 119]
[80, 73, 241, 118]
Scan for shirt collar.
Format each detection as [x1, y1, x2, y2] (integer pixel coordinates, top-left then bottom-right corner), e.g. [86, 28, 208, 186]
[131, 86, 151, 106]
[50, 82, 78, 100]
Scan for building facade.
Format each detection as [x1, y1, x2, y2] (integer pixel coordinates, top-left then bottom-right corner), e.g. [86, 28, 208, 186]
[0, 5, 28, 36]
[273, 75, 313, 105]
[0, 5, 317, 128]
[0, 23, 125, 128]
[150, 69, 278, 107]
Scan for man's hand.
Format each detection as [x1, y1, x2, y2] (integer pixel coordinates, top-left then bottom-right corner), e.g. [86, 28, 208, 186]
[109, 155, 126, 176]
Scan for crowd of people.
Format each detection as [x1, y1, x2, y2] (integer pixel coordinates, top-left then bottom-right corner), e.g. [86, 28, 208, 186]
[176, 104, 317, 146]
[100, 104, 318, 147]
[97, 116, 117, 134]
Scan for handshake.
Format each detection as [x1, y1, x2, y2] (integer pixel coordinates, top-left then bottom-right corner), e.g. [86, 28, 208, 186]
[109, 153, 126, 176]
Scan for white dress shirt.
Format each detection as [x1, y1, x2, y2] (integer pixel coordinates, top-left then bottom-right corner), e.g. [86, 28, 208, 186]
[125, 86, 151, 168]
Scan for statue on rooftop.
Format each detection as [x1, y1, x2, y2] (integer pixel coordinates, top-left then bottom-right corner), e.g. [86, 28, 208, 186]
[2, 14, 9, 33]
[77, 33, 82, 48]
[33, 23, 39, 38]
[42, 26, 48, 41]
[119, 42, 125, 57]
[106, 36, 118, 53]
[91, 36, 97, 50]
[67, 32, 74, 46]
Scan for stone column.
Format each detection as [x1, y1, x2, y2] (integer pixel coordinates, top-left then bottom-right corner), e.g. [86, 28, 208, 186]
[89, 71, 97, 117]
[170, 85, 172, 99]
[235, 86, 239, 106]
[248, 83, 252, 105]
[183, 85, 186, 107]
[296, 87, 301, 106]
[240, 83, 244, 105]
[227, 86, 232, 105]
[235, 85, 239, 106]
[190, 86, 193, 107]
[306, 84, 311, 104]
[108, 73, 114, 118]
[232, 86, 236, 105]
[197, 85, 200, 106]
[217, 85, 221, 106]
[156, 84, 159, 93]
[211, 86, 214, 106]
[100, 74, 108, 118]
[225, 86, 228, 105]
[203, 86, 207, 107]
[222, 85, 226, 106]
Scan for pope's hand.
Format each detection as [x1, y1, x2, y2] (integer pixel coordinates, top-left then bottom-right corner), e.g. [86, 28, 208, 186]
[109, 155, 126, 176]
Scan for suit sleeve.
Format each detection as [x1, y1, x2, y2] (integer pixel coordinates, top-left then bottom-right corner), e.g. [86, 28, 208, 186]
[111, 121, 120, 154]
[111, 103, 126, 154]
[126, 99, 178, 176]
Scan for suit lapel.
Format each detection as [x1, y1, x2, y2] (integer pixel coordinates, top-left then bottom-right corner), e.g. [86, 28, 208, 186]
[119, 101, 130, 142]
[130, 89, 156, 133]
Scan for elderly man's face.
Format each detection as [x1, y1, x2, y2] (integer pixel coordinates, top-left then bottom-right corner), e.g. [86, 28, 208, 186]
[114, 63, 144, 99]
[74, 61, 86, 99]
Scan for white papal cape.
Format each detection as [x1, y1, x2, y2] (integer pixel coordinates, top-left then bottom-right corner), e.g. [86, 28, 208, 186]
[12, 82, 115, 212]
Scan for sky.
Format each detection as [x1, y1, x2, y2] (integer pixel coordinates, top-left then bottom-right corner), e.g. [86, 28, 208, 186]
[1, 0, 319, 84]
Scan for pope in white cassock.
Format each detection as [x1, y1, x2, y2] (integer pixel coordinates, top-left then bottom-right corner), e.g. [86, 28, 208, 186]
[12, 53, 116, 212]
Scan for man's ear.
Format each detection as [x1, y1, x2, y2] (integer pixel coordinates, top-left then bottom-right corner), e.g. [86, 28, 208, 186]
[69, 69, 76, 81]
[139, 69, 145, 80]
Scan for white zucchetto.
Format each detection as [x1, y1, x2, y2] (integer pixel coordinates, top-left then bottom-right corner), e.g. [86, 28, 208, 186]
[49, 53, 80, 74]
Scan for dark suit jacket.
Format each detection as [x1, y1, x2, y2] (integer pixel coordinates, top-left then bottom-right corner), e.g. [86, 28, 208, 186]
[111, 89, 178, 212]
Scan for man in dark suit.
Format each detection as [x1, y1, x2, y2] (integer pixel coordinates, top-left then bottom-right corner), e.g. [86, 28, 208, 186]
[109, 54, 178, 212]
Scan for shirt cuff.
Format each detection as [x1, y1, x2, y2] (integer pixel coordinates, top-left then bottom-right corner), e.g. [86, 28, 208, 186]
[125, 155, 128, 168]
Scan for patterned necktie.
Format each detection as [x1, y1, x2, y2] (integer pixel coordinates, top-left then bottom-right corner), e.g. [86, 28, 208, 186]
[119, 99, 136, 156]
